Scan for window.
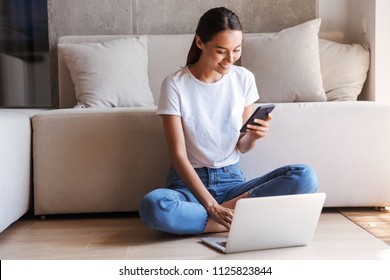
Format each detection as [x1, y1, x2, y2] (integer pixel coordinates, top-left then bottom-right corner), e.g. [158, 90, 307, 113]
[0, 0, 51, 108]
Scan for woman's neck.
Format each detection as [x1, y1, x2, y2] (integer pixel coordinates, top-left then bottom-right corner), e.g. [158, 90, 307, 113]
[188, 63, 224, 83]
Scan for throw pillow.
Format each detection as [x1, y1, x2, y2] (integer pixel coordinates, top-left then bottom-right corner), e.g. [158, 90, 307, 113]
[58, 37, 154, 108]
[241, 19, 326, 103]
[319, 39, 370, 101]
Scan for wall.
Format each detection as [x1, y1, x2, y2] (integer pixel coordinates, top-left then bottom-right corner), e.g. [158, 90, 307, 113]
[349, 0, 376, 101]
[47, 0, 316, 108]
[373, 0, 390, 104]
[318, 0, 351, 37]
[319, 0, 390, 104]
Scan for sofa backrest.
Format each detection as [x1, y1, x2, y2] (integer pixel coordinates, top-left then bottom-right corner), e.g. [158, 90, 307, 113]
[147, 35, 194, 105]
[58, 32, 347, 108]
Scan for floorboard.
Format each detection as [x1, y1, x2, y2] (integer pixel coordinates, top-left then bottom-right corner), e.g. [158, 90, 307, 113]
[337, 207, 390, 246]
[0, 209, 389, 260]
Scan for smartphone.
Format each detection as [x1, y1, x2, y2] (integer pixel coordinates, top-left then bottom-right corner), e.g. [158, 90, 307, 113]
[240, 104, 275, 133]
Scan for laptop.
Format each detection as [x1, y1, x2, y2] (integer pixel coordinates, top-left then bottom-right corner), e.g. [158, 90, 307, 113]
[201, 192, 326, 253]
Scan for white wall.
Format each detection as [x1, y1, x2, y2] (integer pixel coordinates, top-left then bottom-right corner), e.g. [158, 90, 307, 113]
[319, 0, 390, 103]
[318, 0, 351, 38]
[374, 0, 390, 104]
[349, 0, 376, 101]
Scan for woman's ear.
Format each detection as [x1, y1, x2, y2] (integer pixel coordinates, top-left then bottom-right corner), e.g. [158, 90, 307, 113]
[195, 35, 203, 50]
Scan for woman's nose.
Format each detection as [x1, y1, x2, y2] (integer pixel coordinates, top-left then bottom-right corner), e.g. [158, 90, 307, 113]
[226, 52, 234, 63]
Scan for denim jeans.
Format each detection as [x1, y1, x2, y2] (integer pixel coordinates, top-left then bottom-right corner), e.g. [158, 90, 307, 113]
[139, 163, 318, 235]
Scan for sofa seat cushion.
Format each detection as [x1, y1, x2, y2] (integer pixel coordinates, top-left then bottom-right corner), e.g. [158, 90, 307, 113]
[32, 107, 170, 215]
[240, 101, 390, 207]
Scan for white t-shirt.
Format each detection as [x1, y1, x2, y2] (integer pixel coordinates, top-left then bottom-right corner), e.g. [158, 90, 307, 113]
[157, 65, 259, 168]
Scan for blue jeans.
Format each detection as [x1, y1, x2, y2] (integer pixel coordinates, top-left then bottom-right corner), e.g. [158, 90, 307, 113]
[139, 163, 318, 235]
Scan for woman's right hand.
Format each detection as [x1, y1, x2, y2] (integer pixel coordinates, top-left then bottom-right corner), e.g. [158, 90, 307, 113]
[206, 204, 234, 230]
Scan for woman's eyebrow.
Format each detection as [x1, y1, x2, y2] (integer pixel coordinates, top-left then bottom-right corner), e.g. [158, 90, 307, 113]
[215, 44, 242, 50]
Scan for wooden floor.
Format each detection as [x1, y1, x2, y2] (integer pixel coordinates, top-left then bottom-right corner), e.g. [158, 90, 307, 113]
[0, 208, 389, 260]
[338, 207, 390, 246]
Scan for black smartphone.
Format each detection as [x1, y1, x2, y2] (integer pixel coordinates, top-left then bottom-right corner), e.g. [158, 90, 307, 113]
[240, 104, 275, 133]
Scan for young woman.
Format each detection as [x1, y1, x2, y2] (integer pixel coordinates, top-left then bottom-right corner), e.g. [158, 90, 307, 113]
[139, 7, 318, 235]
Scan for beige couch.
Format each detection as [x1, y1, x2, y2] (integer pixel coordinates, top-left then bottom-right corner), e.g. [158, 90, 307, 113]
[31, 25, 390, 216]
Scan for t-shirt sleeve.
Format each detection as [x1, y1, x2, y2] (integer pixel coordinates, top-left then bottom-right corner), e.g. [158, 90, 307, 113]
[245, 70, 260, 107]
[157, 77, 182, 116]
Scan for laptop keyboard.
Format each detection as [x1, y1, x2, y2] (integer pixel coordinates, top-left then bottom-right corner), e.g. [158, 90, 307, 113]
[217, 241, 227, 248]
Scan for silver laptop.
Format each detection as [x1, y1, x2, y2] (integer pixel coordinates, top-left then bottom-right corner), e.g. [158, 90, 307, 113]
[201, 192, 326, 253]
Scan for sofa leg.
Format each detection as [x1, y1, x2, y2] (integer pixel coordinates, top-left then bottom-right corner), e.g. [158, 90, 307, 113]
[40, 215, 46, 220]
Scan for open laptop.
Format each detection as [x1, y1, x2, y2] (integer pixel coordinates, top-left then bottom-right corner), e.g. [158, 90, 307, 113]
[201, 192, 326, 253]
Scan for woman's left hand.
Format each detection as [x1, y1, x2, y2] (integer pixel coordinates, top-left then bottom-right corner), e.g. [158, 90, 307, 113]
[245, 114, 272, 140]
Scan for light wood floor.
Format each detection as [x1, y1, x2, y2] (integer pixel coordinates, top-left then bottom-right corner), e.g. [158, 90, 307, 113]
[0, 209, 389, 260]
[338, 207, 390, 246]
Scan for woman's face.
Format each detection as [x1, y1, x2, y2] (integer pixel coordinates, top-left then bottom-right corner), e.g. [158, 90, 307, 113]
[196, 29, 243, 75]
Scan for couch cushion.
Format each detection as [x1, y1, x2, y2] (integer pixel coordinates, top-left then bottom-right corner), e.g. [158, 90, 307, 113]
[58, 37, 154, 108]
[32, 107, 169, 214]
[241, 19, 326, 103]
[319, 39, 370, 101]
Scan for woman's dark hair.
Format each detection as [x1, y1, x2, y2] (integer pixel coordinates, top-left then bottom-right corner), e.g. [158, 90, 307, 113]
[186, 7, 242, 66]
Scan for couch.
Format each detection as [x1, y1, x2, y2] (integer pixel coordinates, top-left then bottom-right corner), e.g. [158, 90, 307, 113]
[0, 109, 48, 232]
[30, 19, 390, 216]
[0, 111, 32, 232]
